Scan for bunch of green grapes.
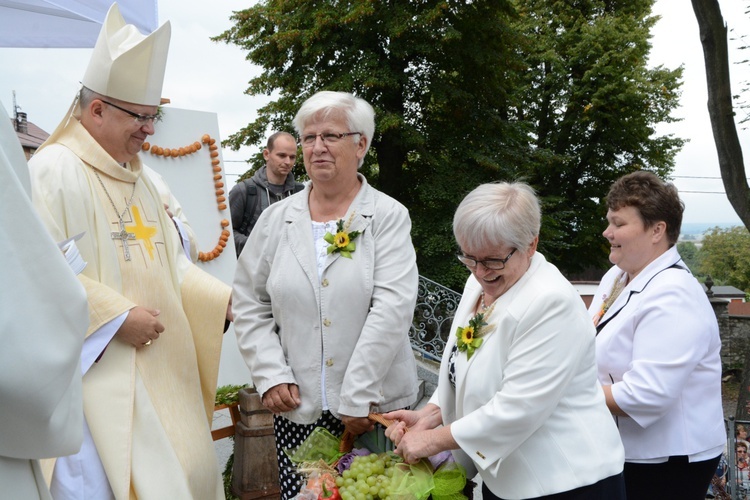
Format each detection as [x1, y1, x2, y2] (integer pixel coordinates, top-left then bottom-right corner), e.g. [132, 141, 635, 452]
[335, 452, 402, 500]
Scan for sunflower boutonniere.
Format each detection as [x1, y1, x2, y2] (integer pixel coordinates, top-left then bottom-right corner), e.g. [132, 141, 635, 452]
[455, 303, 495, 360]
[323, 212, 361, 259]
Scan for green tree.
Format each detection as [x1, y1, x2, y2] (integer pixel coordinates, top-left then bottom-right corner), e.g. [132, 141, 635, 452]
[215, 0, 526, 290]
[699, 225, 750, 293]
[215, 0, 684, 289]
[676, 241, 701, 275]
[514, 0, 684, 272]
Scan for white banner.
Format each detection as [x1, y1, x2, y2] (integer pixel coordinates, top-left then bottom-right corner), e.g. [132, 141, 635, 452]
[147, 106, 248, 387]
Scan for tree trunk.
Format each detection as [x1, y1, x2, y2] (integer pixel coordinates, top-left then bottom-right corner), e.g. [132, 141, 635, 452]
[691, 0, 750, 228]
[375, 127, 407, 201]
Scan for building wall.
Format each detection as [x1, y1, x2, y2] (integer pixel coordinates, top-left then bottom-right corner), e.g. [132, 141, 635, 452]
[714, 299, 750, 370]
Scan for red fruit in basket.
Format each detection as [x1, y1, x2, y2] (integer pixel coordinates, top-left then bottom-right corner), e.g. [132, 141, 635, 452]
[319, 483, 341, 500]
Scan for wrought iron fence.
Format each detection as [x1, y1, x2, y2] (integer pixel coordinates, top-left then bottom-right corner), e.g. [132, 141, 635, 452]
[409, 275, 462, 361]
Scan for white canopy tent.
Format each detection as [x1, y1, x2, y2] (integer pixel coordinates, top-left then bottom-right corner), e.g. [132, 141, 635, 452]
[0, 0, 157, 48]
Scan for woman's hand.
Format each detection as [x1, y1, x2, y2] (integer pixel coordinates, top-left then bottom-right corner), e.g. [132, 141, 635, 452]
[262, 383, 301, 414]
[384, 419, 409, 448]
[393, 426, 457, 465]
[383, 404, 443, 447]
[340, 415, 375, 436]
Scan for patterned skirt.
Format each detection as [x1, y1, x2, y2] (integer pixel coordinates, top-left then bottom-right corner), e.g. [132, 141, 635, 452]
[273, 411, 345, 500]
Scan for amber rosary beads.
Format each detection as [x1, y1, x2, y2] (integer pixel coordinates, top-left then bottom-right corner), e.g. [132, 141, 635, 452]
[141, 134, 230, 262]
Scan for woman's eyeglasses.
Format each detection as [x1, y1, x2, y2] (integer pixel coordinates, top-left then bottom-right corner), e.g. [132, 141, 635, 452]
[457, 248, 517, 270]
[298, 132, 361, 148]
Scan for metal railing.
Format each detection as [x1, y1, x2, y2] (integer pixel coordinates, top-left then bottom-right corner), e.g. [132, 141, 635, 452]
[409, 275, 462, 362]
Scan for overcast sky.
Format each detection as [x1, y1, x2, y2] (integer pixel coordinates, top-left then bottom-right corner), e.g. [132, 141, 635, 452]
[1, 0, 748, 225]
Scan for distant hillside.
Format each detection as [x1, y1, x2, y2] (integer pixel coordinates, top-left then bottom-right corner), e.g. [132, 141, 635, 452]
[681, 222, 742, 239]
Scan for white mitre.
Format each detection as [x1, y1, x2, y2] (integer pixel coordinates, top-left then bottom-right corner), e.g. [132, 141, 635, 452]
[83, 2, 171, 106]
[37, 2, 171, 152]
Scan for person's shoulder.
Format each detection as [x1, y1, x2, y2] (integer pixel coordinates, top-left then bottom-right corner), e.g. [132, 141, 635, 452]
[28, 144, 84, 183]
[142, 164, 162, 182]
[527, 254, 580, 300]
[28, 143, 77, 169]
[250, 168, 269, 187]
[229, 178, 251, 195]
[643, 253, 698, 291]
[635, 254, 715, 322]
[368, 184, 408, 214]
[507, 254, 588, 319]
[262, 188, 303, 219]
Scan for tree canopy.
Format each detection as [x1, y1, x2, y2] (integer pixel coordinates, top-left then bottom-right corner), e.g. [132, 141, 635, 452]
[215, 0, 684, 290]
[699, 225, 750, 293]
[677, 241, 701, 275]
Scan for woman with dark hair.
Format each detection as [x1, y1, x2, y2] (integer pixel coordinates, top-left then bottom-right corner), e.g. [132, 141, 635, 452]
[590, 170, 726, 500]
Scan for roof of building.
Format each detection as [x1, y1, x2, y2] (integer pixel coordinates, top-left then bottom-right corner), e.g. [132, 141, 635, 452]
[729, 301, 750, 315]
[11, 118, 49, 149]
[705, 284, 745, 298]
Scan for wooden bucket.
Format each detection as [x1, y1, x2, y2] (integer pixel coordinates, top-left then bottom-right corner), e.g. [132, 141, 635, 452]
[232, 388, 280, 500]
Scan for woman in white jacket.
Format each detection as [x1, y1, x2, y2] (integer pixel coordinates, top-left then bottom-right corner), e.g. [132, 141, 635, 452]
[589, 171, 725, 500]
[232, 91, 419, 499]
[385, 182, 625, 500]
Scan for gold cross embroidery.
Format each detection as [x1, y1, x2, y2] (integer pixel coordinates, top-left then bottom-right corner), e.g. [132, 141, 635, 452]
[125, 205, 158, 260]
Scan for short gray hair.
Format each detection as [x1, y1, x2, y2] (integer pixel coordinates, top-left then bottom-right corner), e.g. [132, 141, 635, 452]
[453, 182, 541, 252]
[292, 91, 375, 168]
[79, 86, 103, 108]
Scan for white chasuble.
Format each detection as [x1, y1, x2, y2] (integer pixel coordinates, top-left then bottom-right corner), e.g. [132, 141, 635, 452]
[28, 119, 229, 500]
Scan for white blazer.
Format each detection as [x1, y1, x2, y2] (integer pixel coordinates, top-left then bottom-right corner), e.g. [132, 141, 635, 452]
[431, 253, 624, 499]
[590, 246, 726, 461]
[233, 175, 419, 424]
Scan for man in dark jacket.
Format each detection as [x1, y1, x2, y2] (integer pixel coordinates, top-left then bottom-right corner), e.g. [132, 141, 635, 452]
[228, 131, 303, 256]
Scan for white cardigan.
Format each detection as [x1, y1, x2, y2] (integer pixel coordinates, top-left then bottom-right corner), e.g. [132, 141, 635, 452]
[233, 175, 419, 424]
[431, 253, 624, 499]
[590, 246, 726, 462]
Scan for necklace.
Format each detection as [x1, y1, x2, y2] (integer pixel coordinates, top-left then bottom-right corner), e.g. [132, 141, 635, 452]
[94, 169, 137, 261]
[480, 291, 493, 312]
[593, 272, 627, 327]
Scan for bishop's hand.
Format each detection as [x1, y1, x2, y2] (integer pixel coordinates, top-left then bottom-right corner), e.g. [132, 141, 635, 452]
[117, 306, 165, 348]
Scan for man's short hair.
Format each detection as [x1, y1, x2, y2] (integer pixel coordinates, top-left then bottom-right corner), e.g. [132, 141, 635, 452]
[266, 131, 295, 151]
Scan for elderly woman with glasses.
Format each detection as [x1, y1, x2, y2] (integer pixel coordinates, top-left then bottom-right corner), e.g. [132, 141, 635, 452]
[232, 91, 419, 499]
[385, 182, 626, 500]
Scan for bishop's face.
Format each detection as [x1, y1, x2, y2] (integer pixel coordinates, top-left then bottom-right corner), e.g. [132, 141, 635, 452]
[96, 98, 158, 163]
